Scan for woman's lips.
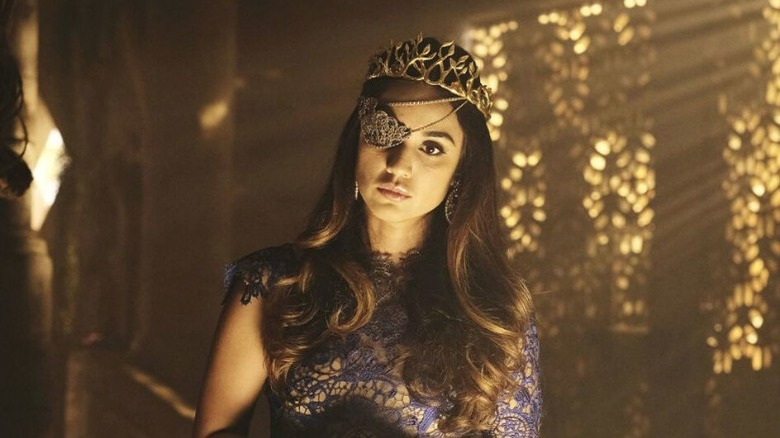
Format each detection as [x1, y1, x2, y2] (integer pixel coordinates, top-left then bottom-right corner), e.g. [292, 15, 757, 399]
[377, 187, 411, 201]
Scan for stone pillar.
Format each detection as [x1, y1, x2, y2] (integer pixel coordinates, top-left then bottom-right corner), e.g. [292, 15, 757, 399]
[132, 1, 236, 401]
[0, 199, 56, 437]
[0, 0, 58, 435]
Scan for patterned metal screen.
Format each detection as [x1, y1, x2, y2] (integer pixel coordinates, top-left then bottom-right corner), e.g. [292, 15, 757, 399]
[464, 0, 780, 436]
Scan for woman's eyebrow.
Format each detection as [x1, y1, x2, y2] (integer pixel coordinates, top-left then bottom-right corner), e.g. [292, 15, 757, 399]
[421, 130, 455, 146]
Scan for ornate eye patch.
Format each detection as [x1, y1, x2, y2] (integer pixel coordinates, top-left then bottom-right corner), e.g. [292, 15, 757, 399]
[357, 96, 467, 149]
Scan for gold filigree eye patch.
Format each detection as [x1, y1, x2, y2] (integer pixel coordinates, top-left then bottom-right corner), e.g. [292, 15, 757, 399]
[357, 96, 467, 149]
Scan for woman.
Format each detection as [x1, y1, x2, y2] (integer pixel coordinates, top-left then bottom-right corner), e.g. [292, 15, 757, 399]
[194, 35, 542, 437]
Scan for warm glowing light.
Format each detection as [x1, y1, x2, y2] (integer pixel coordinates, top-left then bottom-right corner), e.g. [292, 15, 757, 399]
[745, 329, 758, 345]
[618, 28, 636, 46]
[730, 343, 742, 360]
[581, 5, 593, 16]
[485, 74, 500, 92]
[638, 209, 654, 227]
[570, 23, 586, 41]
[595, 139, 611, 155]
[513, 153, 528, 167]
[527, 151, 542, 166]
[729, 325, 742, 343]
[750, 309, 765, 328]
[31, 128, 70, 231]
[713, 75, 780, 373]
[614, 13, 630, 33]
[631, 235, 643, 253]
[574, 36, 591, 54]
[752, 349, 763, 370]
[124, 365, 196, 419]
[749, 258, 765, 276]
[590, 154, 607, 170]
[199, 98, 230, 132]
[491, 112, 504, 127]
[470, 20, 545, 257]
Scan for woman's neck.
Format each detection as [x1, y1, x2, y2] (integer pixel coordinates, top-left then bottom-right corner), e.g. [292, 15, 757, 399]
[363, 212, 431, 262]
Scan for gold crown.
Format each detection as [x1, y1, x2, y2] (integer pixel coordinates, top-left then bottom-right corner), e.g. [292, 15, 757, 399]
[365, 35, 494, 120]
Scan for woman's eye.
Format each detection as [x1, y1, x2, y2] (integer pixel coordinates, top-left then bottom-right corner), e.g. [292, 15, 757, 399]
[421, 142, 445, 156]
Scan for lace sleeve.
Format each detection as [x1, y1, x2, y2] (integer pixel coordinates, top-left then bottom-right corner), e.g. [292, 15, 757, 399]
[222, 243, 299, 304]
[488, 318, 543, 437]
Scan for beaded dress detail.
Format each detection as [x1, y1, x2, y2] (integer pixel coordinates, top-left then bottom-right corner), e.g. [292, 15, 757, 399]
[223, 244, 542, 437]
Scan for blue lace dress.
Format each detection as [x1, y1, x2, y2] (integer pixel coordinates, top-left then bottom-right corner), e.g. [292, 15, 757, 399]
[224, 244, 542, 437]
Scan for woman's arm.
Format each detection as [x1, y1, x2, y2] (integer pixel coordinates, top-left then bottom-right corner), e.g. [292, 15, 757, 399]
[489, 319, 543, 437]
[193, 282, 268, 438]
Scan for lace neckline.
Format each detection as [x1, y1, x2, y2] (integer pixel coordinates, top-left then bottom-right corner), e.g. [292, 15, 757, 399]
[366, 247, 421, 306]
[368, 247, 422, 271]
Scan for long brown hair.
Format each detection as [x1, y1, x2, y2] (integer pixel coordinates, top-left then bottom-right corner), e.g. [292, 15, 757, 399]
[0, 0, 32, 198]
[261, 78, 535, 434]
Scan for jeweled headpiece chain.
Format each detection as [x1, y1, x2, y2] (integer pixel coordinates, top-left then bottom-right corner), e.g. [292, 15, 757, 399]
[358, 35, 493, 149]
[358, 96, 468, 149]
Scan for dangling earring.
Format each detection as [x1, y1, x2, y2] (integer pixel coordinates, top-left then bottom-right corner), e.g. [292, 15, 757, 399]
[445, 178, 460, 224]
[354, 180, 360, 201]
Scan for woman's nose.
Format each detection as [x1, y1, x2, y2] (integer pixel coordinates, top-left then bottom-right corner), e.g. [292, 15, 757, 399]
[385, 145, 413, 178]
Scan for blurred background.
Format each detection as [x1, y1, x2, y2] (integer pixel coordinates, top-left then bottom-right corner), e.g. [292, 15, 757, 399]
[1, 0, 779, 436]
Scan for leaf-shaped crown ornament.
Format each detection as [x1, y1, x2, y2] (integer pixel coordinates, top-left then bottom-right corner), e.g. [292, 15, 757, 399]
[365, 34, 494, 120]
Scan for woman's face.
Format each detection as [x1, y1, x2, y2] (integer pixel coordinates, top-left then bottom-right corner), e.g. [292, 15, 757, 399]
[355, 82, 465, 225]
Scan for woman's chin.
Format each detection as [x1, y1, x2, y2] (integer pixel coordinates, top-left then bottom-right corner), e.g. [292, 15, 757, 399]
[364, 202, 435, 225]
